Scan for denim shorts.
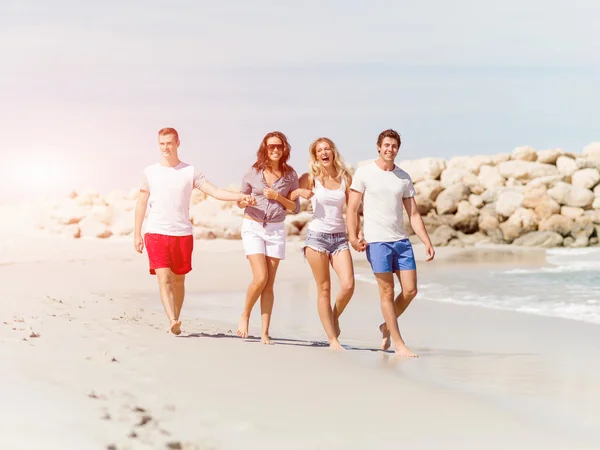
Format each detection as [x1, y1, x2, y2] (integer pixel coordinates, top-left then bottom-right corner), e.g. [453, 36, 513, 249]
[366, 239, 417, 273]
[303, 230, 349, 256]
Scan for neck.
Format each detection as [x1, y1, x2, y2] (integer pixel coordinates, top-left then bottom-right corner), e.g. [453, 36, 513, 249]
[322, 165, 338, 178]
[160, 156, 181, 167]
[268, 161, 281, 172]
[376, 157, 395, 171]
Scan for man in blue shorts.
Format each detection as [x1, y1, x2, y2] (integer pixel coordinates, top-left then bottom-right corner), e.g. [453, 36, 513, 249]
[346, 129, 435, 357]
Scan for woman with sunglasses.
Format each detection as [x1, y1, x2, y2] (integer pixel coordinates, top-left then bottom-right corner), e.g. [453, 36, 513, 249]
[236, 131, 300, 344]
[290, 137, 355, 351]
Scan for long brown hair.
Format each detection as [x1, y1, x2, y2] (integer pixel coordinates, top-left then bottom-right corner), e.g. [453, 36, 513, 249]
[252, 131, 294, 174]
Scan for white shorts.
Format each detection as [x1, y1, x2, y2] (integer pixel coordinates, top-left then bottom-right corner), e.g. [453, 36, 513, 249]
[241, 218, 286, 260]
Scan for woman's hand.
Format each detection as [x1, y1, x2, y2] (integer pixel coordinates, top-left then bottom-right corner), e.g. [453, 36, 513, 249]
[296, 188, 314, 200]
[263, 187, 279, 200]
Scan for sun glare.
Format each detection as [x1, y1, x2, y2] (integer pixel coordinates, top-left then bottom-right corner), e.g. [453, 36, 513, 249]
[6, 158, 72, 197]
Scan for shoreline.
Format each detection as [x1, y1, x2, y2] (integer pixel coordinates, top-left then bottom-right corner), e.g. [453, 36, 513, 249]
[1, 236, 599, 449]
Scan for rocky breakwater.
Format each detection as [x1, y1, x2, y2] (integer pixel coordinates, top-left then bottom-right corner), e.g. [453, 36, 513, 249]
[36, 142, 600, 248]
[397, 142, 600, 248]
[35, 185, 315, 240]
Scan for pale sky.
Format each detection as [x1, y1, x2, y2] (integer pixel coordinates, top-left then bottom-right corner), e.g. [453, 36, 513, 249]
[1, 0, 599, 200]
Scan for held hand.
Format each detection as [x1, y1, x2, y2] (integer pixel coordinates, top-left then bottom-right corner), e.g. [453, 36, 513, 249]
[240, 194, 256, 206]
[298, 188, 314, 200]
[134, 234, 144, 254]
[425, 244, 435, 262]
[263, 187, 278, 200]
[350, 237, 367, 253]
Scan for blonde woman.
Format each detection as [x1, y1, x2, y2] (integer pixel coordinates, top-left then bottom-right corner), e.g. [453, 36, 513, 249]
[291, 137, 355, 351]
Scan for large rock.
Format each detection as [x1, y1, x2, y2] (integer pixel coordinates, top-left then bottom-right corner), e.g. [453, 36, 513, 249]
[456, 231, 490, 246]
[78, 215, 112, 239]
[594, 197, 600, 209]
[435, 184, 470, 215]
[468, 194, 484, 208]
[583, 142, 600, 160]
[511, 146, 537, 162]
[495, 189, 524, 218]
[440, 168, 480, 189]
[556, 156, 578, 176]
[446, 155, 494, 175]
[452, 201, 479, 234]
[398, 158, 446, 182]
[285, 211, 312, 231]
[560, 206, 584, 220]
[110, 209, 135, 236]
[571, 216, 595, 239]
[414, 180, 443, 201]
[547, 182, 595, 208]
[477, 165, 506, 190]
[512, 231, 563, 248]
[497, 161, 558, 181]
[571, 168, 600, 190]
[491, 153, 511, 165]
[499, 207, 538, 242]
[575, 157, 600, 171]
[538, 214, 574, 236]
[430, 225, 457, 247]
[526, 175, 565, 189]
[584, 210, 600, 224]
[536, 149, 562, 165]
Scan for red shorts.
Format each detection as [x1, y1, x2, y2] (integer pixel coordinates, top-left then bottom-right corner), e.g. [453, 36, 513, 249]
[144, 233, 194, 275]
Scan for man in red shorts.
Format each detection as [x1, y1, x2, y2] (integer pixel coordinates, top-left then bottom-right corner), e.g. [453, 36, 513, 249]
[134, 127, 255, 335]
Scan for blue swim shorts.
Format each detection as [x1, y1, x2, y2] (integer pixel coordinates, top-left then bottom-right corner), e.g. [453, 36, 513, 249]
[366, 239, 417, 273]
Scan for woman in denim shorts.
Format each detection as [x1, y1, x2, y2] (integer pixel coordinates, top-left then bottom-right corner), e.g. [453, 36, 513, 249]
[290, 137, 355, 351]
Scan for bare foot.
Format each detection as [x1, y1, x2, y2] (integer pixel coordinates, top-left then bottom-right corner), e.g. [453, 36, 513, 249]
[329, 339, 345, 351]
[379, 323, 391, 351]
[261, 335, 274, 345]
[395, 344, 418, 358]
[333, 316, 341, 338]
[169, 320, 181, 336]
[236, 316, 249, 338]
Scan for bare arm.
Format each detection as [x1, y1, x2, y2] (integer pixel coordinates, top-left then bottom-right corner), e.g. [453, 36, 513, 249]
[272, 192, 298, 212]
[134, 190, 149, 253]
[346, 189, 366, 251]
[403, 196, 435, 261]
[200, 182, 247, 202]
[289, 173, 313, 201]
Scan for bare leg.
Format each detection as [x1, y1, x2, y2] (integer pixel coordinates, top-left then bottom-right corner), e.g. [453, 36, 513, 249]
[173, 274, 186, 321]
[374, 273, 417, 357]
[380, 270, 418, 351]
[237, 254, 268, 338]
[330, 249, 355, 339]
[305, 249, 342, 351]
[155, 268, 181, 335]
[260, 256, 280, 345]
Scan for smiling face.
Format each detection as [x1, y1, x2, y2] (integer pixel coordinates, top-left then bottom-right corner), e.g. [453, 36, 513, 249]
[377, 136, 400, 163]
[266, 136, 284, 163]
[158, 133, 180, 159]
[314, 140, 335, 168]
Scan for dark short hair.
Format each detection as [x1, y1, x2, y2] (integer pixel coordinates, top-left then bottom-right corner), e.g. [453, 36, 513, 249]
[377, 129, 401, 147]
[158, 127, 179, 140]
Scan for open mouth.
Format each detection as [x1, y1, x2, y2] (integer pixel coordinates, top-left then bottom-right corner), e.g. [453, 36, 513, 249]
[321, 156, 330, 163]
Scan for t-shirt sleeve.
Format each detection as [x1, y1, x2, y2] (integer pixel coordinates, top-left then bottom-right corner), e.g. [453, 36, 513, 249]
[350, 167, 365, 193]
[193, 170, 207, 189]
[140, 172, 150, 192]
[403, 177, 416, 198]
[240, 169, 253, 195]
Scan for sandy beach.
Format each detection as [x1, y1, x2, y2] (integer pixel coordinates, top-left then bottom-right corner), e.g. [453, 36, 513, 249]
[1, 207, 599, 449]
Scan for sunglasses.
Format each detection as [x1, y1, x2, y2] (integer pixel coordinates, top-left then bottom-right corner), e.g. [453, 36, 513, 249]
[266, 144, 284, 151]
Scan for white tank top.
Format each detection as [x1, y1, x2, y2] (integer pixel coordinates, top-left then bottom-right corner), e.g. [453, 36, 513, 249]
[308, 177, 347, 234]
[142, 162, 207, 236]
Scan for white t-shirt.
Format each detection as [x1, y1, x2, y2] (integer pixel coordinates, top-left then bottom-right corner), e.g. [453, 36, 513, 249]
[141, 162, 207, 236]
[350, 161, 416, 243]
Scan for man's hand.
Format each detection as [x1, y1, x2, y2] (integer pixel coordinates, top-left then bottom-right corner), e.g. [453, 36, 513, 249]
[350, 237, 367, 252]
[242, 194, 256, 206]
[263, 187, 278, 200]
[425, 244, 435, 262]
[134, 234, 144, 254]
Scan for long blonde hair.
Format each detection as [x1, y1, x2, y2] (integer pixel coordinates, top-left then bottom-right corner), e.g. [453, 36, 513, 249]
[308, 137, 351, 188]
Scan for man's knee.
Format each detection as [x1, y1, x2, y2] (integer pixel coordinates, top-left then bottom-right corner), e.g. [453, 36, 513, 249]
[173, 275, 186, 287]
[404, 287, 418, 299]
[377, 281, 395, 301]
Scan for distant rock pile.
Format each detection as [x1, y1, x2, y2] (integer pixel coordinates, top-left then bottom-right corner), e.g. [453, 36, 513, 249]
[37, 142, 600, 248]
